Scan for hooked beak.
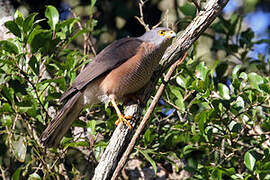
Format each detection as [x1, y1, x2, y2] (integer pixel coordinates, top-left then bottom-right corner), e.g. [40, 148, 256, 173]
[165, 30, 176, 39]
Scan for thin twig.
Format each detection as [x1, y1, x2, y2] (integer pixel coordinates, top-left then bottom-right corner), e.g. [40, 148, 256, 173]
[71, 11, 97, 57]
[135, 0, 150, 31]
[152, 10, 169, 29]
[191, 0, 201, 12]
[111, 52, 188, 180]
[0, 165, 6, 180]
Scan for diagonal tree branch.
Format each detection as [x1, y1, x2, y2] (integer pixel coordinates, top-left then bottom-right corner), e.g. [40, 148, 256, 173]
[92, 0, 229, 179]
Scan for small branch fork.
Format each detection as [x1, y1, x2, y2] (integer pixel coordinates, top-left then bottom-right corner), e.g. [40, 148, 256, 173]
[71, 11, 97, 57]
[111, 52, 188, 180]
[135, 0, 170, 30]
[135, 0, 150, 31]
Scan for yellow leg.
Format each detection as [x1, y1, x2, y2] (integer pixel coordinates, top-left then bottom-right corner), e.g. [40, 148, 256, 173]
[111, 98, 132, 129]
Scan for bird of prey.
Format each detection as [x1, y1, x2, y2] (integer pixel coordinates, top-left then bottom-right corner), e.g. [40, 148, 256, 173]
[40, 27, 176, 147]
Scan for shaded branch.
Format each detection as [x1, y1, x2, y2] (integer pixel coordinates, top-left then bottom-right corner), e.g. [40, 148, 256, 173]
[92, 0, 229, 179]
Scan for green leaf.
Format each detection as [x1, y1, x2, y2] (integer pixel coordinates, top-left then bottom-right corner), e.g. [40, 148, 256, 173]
[218, 83, 230, 100]
[232, 65, 241, 79]
[64, 141, 89, 148]
[211, 168, 222, 180]
[23, 13, 38, 34]
[248, 72, 264, 90]
[239, 72, 247, 80]
[170, 87, 185, 111]
[29, 56, 39, 75]
[176, 76, 186, 88]
[260, 81, 270, 93]
[179, 3, 196, 18]
[12, 167, 22, 180]
[183, 145, 196, 155]
[28, 29, 60, 53]
[195, 111, 207, 134]
[137, 148, 157, 175]
[195, 62, 209, 81]
[56, 18, 79, 33]
[87, 120, 96, 136]
[45, 5, 59, 30]
[14, 10, 24, 26]
[28, 173, 41, 180]
[0, 40, 19, 54]
[12, 135, 27, 162]
[244, 150, 256, 171]
[144, 128, 155, 145]
[4, 21, 21, 38]
[2, 103, 14, 113]
[2, 86, 14, 103]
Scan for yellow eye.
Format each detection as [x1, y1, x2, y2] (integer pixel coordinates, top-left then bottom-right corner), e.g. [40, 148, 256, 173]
[158, 30, 165, 36]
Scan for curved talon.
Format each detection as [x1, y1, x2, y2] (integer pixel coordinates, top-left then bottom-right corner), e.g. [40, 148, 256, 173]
[111, 97, 133, 130]
[115, 114, 132, 129]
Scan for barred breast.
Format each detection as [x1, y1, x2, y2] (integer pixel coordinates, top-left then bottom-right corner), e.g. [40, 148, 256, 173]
[100, 41, 170, 100]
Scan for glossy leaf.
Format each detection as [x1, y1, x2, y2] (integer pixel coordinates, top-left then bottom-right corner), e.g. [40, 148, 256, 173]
[28, 173, 42, 180]
[29, 56, 39, 75]
[232, 65, 241, 79]
[176, 76, 186, 88]
[0, 40, 19, 54]
[5, 21, 21, 38]
[87, 120, 96, 136]
[45, 5, 59, 30]
[14, 10, 24, 26]
[195, 62, 209, 81]
[23, 13, 38, 34]
[12, 136, 27, 162]
[244, 151, 256, 171]
[248, 72, 263, 90]
[218, 83, 230, 100]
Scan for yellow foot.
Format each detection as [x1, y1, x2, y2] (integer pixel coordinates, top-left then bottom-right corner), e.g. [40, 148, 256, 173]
[115, 115, 133, 129]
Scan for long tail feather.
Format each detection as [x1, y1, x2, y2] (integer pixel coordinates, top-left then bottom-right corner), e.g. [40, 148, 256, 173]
[40, 92, 82, 147]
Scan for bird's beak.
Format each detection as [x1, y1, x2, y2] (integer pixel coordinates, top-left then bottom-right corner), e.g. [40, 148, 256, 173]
[165, 30, 176, 39]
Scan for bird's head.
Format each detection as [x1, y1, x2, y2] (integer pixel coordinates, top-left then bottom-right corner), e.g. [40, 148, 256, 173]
[138, 27, 176, 47]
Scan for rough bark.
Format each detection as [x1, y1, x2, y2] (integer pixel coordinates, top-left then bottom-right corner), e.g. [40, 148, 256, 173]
[92, 0, 229, 179]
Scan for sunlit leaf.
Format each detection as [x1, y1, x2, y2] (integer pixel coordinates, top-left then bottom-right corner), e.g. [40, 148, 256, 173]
[0, 40, 19, 54]
[176, 76, 186, 88]
[87, 120, 96, 136]
[244, 151, 256, 171]
[232, 65, 241, 79]
[14, 10, 24, 26]
[218, 83, 230, 100]
[12, 135, 27, 162]
[45, 5, 59, 30]
[248, 72, 263, 90]
[195, 62, 209, 81]
[28, 173, 42, 180]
